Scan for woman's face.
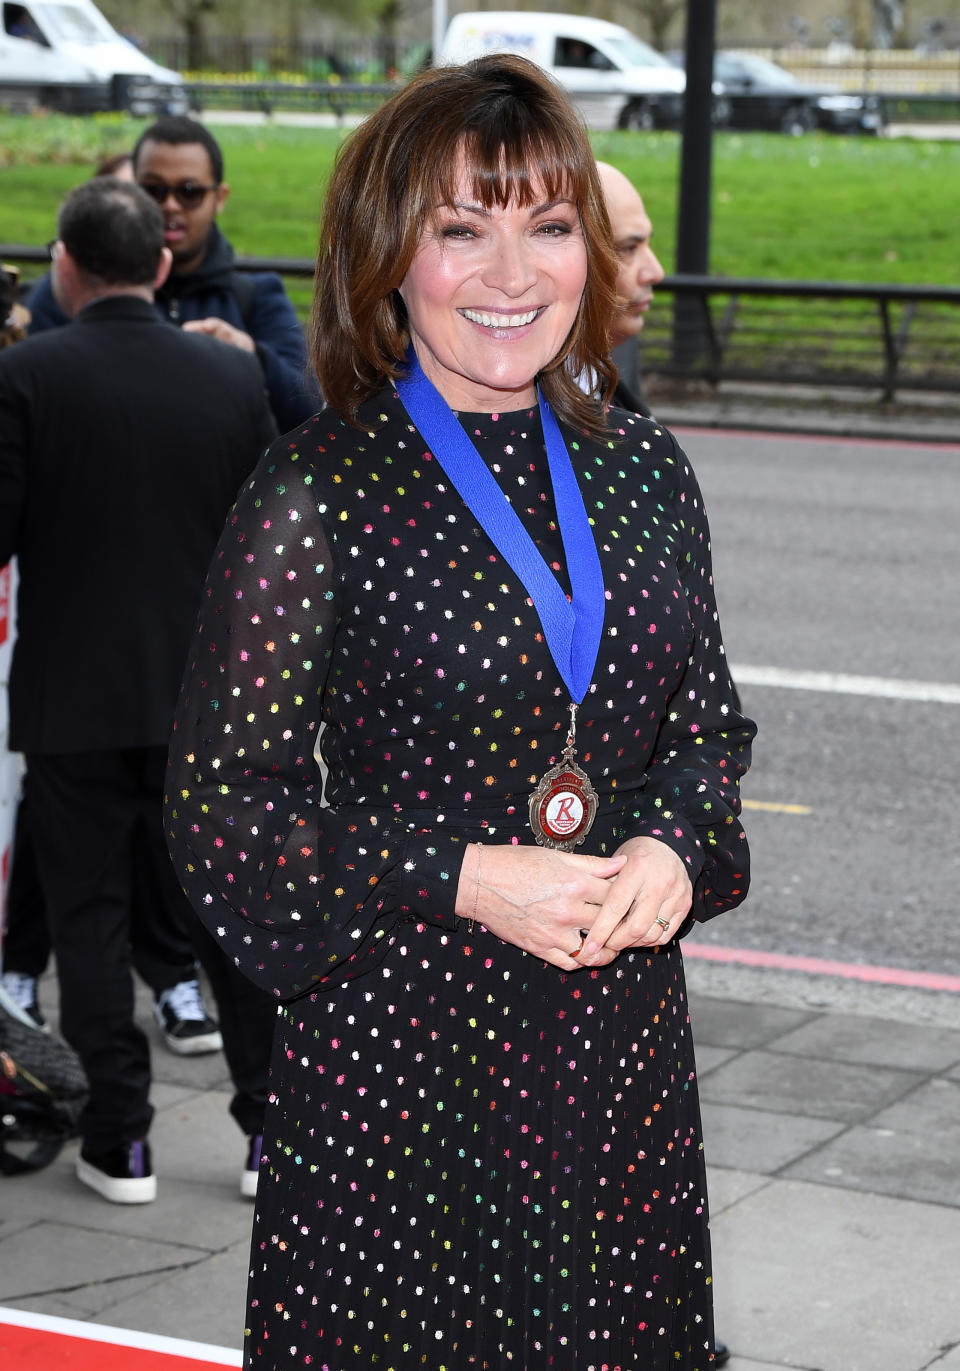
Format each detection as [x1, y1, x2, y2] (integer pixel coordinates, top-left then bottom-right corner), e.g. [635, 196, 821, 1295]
[398, 164, 588, 412]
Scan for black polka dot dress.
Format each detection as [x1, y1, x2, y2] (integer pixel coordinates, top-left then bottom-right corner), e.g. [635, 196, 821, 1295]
[166, 386, 755, 1370]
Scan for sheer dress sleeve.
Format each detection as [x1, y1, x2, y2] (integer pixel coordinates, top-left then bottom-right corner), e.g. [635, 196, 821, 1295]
[165, 437, 468, 1001]
[622, 428, 756, 923]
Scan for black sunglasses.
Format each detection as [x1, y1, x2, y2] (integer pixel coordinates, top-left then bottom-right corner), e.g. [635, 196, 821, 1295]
[138, 179, 218, 210]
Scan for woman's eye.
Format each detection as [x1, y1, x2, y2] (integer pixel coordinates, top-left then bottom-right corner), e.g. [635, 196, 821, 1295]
[440, 224, 477, 240]
[536, 221, 573, 236]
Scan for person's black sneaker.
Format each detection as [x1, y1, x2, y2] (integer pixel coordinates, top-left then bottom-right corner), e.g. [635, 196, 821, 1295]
[241, 1132, 263, 1200]
[76, 1138, 156, 1204]
[0, 970, 47, 1030]
[714, 1338, 731, 1367]
[154, 979, 223, 1056]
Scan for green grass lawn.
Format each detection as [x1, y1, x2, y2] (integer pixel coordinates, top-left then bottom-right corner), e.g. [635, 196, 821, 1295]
[1, 115, 957, 288]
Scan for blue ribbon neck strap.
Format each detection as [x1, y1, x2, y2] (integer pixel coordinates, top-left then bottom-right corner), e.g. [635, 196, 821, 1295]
[395, 348, 605, 704]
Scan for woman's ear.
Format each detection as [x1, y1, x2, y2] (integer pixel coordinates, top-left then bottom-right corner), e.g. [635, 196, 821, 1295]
[154, 246, 173, 293]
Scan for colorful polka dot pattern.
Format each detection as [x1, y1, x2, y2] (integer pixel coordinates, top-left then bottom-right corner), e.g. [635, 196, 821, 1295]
[166, 389, 755, 1369]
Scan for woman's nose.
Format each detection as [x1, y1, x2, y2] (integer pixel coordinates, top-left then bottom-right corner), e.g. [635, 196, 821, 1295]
[481, 234, 538, 295]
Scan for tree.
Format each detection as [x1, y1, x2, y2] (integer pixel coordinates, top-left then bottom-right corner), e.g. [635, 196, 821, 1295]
[161, 0, 218, 69]
[872, 0, 906, 46]
[307, 0, 406, 73]
[630, 0, 687, 50]
[839, 0, 908, 47]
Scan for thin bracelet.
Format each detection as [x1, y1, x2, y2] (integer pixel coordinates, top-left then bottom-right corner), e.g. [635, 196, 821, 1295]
[468, 841, 482, 935]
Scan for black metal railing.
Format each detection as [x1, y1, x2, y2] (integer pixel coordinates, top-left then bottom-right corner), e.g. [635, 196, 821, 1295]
[178, 79, 960, 122]
[643, 276, 960, 401]
[185, 79, 398, 117]
[5, 245, 958, 402]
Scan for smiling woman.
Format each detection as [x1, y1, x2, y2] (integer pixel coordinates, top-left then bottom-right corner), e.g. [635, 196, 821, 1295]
[398, 176, 589, 409]
[165, 52, 756, 1371]
[310, 52, 619, 429]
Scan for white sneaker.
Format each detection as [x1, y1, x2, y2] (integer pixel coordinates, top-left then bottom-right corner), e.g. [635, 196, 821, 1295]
[76, 1139, 157, 1204]
[154, 979, 223, 1056]
[241, 1132, 263, 1200]
[0, 969, 47, 1030]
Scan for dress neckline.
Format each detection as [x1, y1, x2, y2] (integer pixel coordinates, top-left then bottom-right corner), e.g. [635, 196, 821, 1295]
[452, 405, 540, 425]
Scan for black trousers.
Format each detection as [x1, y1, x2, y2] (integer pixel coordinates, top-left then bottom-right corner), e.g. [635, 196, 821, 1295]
[2, 787, 196, 993]
[26, 746, 277, 1150]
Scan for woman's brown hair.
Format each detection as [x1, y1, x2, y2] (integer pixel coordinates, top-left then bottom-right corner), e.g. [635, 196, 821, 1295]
[310, 54, 620, 432]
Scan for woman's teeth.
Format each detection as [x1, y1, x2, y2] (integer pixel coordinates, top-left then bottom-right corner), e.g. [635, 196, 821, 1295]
[462, 308, 539, 328]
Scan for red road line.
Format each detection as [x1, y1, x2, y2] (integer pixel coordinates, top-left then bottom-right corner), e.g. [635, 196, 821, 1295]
[670, 424, 960, 453]
[683, 940, 960, 993]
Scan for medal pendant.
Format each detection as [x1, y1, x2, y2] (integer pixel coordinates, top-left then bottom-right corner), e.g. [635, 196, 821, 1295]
[529, 704, 598, 851]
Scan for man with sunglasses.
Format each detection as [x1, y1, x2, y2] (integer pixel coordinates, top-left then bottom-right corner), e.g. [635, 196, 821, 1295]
[27, 116, 315, 434]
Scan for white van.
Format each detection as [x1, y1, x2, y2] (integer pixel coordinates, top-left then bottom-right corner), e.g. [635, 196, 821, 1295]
[439, 11, 685, 130]
[0, 0, 188, 115]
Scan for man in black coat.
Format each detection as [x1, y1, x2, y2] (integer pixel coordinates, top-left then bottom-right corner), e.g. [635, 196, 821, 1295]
[0, 177, 278, 1203]
[26, 116, 317, 434]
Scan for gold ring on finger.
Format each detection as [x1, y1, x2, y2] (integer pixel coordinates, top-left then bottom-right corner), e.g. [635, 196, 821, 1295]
[569, 929, 589, 957]
[654, 915, 670, 932]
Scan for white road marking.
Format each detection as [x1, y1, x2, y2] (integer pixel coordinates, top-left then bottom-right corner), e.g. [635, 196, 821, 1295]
[733, 664, 960, 705]
[741, 799, 811, 815]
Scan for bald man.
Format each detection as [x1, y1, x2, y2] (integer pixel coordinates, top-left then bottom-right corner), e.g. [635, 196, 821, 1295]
[597, 162, 665, 415]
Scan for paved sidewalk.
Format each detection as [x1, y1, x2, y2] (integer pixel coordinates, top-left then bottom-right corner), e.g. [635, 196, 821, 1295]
[1, 961, 959, 1370]
[648, 378, 960, 446]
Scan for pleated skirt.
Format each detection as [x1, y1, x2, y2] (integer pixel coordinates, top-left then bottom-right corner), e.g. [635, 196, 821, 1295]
[245, 928, 716, 1370]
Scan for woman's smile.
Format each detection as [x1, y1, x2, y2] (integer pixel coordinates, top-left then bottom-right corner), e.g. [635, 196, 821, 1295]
[459, 306, 543, 330]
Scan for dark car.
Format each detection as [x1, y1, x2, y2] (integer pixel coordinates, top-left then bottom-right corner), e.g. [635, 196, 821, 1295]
[711, 51, 883, 135]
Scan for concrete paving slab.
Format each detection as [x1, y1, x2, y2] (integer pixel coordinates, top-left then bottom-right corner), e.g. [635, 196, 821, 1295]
[149, 1079, 224, 1114]
[0, 1145, 255, 1252]
[150, 1050, 234, 1092]
[0, 1220, 202, 1302]
[695, 1043, 740, 1075]
[718, 1358, 791, 1370]
[785, 1120, 960, 1207]
[148, 1086, 250, 1190]
[6, 1269, 180, 1321]
[87, 1239, 250, 1350]
[651, 378, 960, 446]
[706, 1166, 772, 1215]
[685, 958, 960, 1030]
[0, 1216, 35, 1244]
[689, 994, 815, 1049]
[1, 1292, 104, 1322]
[701, 1100, 844, 1173]
[710, 1179, 960, 1371]
[870, 1076, 960, 1136]
[769, 1013, 960, 1073]
[700, 1049, 922, 1123]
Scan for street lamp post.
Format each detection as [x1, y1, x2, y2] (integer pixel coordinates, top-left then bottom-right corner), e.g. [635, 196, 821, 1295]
[673, 0, 717, 367]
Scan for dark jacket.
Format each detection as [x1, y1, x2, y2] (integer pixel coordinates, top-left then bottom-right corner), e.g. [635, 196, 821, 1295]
[612, 378, 653, 418]
[0, 294, 277, 754]
[27, 226, 316, 433]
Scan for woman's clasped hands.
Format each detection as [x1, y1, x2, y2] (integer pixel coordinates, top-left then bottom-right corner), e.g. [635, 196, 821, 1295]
[460, 836, 693, 971]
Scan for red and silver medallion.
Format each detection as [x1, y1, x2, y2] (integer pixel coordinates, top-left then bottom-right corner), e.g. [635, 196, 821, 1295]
[528, 704, 598, 851]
